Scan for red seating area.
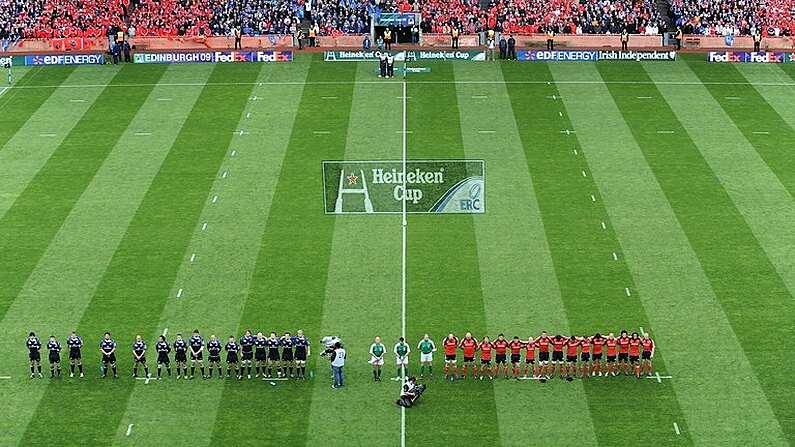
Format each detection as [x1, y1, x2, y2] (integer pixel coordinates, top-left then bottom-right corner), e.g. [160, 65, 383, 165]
[129, 0, 212, 37]
[30, 0, 129, 38]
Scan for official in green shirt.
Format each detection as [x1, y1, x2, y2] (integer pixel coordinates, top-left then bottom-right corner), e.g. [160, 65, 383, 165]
[394, 337, 411, 379]
[369, 336, 386, 381]
[417, 334, 436, 378]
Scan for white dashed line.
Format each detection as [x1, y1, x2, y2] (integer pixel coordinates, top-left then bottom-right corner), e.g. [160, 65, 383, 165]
[649, 372, 673, 383]
[162, 328, 168, 337]
[134, 132, 152, 136]
[591, 195, 596, 202]
[560, 130, 575, 135]
[126, 424, 134, 436]
[573, 149, 578, 155]
[313, 131, 331, 135]
[673, 422, 681, 435]
[201, 223, 208, 231]
[601, 221, 606, 230]
[69, 99, 86, 103]
[625, 287, 631, 297]
[546, 95, 559, 100]
[156, 98, 172, 101]
[656, 130, 675, 134]
[581, 170, 587, 177]
[0, 376, 11, 379]
[636, 96, 653, 99]
[752, 131, 770, 135]
[321, 96, 338, 100]
[222, 171, 228, 178]
[471, 95, 488, 99]
[725, 96, 741, 100]
[189, 253, 196, 263]
[246, 112, 251, 119]
[39, 133, 56, 137]
[478, 130, 496, 134]
[176, 288, 183, 298]
[231, 150, 237, 157]
[135, 376, 153, 384]
[212, 195, 218, 204]
[612, 252, 618, 261]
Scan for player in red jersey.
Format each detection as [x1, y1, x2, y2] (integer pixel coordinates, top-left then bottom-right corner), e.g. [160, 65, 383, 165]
[640, 333, 655, 377]
[628, 332, 642, 378]
[478, 336, 494, 380]
[492, 334, 509, 378]
[565, 336, 580, 379]
[509, 336, 524, 378]
[523, 336, 538, 378]
[617, 330, 631, 375]
[590, 333, 606, 376]
[578, 335, 591, 378]
[459, 333, 478, 380]
[442, 334, 459, 381]
[535, 331, 552, 378]
[605, 333, 618, 376]
[550, 335, 568, 379]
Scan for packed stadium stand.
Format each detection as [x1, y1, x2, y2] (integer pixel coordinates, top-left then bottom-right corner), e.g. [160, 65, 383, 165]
[0, 0, 792, 40]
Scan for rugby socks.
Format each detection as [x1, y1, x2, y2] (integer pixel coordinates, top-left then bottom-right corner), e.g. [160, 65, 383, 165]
[200, 367, 206, 378]
[255, 366, 261, 376]
[112, 366, 117, 377]
[30, 366, 35, 375]
[133, 366, 138, 377]
[78, 364, 83, 374]
[70, 364, 75, 374]
[144, 367, 149, 377]
[50, 365, 55, 378]
[157, 366, 162, 378]
[190, 366, 195, 377]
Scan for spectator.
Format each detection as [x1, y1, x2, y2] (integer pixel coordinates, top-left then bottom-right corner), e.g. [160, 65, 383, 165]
[363, 33, 371, 49]
[498, 35, 506, 59]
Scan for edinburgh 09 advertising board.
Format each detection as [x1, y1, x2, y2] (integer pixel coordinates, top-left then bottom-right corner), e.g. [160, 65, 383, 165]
[133, 51, 293, 64]
[517, 50, 675, 62]
[24, 54, 105, 65]
[707, 51, 787, 63]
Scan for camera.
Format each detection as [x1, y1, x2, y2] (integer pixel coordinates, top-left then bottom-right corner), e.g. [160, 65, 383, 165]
[319, 336, 342, 357]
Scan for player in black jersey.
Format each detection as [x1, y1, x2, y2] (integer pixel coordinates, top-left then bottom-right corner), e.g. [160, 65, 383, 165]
[131, 335, 149, 378]
[155, 335, 171, 379]
[99, 332, 118, 378]
[266, 332, 281, 378]
[207, 335, 223, 379]
[66, 331, 84, 378]
[294, 329, 310, 379]
[280, 332, 295, 378]
[254, 332, 267, 378]
[27, 332, 43, 378]
[46, 335, 61, 378]
[189, 329, 205, 379]
[239, 330, 255, 379]
[225, 336, 240, 379]
[173, 334, 188, 379]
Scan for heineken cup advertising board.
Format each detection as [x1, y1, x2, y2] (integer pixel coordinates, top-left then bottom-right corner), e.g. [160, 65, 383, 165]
[322, 160, 485, 214]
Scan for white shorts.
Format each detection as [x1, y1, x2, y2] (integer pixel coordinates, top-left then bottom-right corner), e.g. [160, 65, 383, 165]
[369, 356, 384, 366]
[420, 353, 433, 363]
[396, 356, 409, 366]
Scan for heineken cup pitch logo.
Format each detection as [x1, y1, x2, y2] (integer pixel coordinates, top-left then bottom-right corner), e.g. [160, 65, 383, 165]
[322, 160, 485, 214]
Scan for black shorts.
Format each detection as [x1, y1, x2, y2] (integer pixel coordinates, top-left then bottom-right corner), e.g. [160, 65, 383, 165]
[592, 353, 603, 361]
[445, 354, 456, 361]
[551, 351, 564, 362]
[209, 354, 221, 363]
[227, 353, 239, 363]
[510, 354, 521, 364]
[102, 353, 116, 364]
[641, 351, 651, 360]
[525, 357, 535, 364]
[606, 355, 616, 363]
[566, 355, 577, 363]
[463, 356, 474, 363]
[134, 355, 147, 364]
[242, 350, 253, 361]
[49, 353, 60, 364]
[538, 351, 550, 362]
[157, 353, 170, 364]
[29, 351, 40, 362]
[190, 352, 203, 361]
[580, 353, 590, 362]
[69, 349, 81, 360]
[282, 350, 294, 361]
[175, 352, 187, 362]
[618, 352, 629, 362]
[480, 359, 491, 365]
[268, 350, 280, 361]
[495, 354, 506, 364]
[295, 348, 307, 361]
[629, 355, 639, 363]
[255, 350, 267, 361]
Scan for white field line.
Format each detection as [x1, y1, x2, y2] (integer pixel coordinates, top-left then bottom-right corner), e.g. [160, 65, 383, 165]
[612, 252, 618, 261]
[135, 376, 154, 384]
[39, 133, 56, 137]
[590, 195, 596, 202]
[560, 129, 575, 134]
[625, 287, 632, 297]
[162, 328, 168, 337]
[581, 170, 587, 177]
[189, 253, 196, 263]
[478, 130, 496, 134]
[321, 96, 338, 100]
[0, 87, 8, 97]
[222, 171, 228, 179]
[126, 424, 133, 436]
[313, 130, 331, 135]
[69, 99, 86, 103]
[134, 132, 152, 136]
[600, 221, 606, 230]
[156, 98, 172, 101]
[212, 195, 218, 204]
[656, 130, 675, 134]
[176, 288, 183, 298]
[471, 95, 488, 99]
[752, 131, 770, 135]
[636, 96, 653, 99]
[673, 422, 681, 435]
[395, 130, 413, 134]
[725, 96, 741, 100]
[201, 223, 208, 231]
[0, 376, 12, 379]
[573, 149, 578, 155]
[400, 79, 407, 447]
[231, 150, 236, 157]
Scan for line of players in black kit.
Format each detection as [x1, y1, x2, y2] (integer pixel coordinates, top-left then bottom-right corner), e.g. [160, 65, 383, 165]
[25, 329, 311, 380]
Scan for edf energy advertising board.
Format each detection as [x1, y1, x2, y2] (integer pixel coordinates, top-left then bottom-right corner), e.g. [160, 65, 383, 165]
[322, 160, 485, 214]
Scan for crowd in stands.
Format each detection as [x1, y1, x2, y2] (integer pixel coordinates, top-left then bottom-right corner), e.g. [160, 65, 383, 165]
[0, 0, 791, 40]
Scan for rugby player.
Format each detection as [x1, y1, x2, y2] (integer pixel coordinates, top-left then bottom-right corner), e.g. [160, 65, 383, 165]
[26, 332, 42, 378]
[155, 335, 171, 379]
[254, 332, 267, 378]
[294, 329, 310, 379]
[509, 336, 523, 379]
[442, 333, 459, 381]
[266, 332, 281, 378]
[131, 335, 150, 378]
[189, 329, 206, 379]
[579, 335, 592, 378]
[565, 335, 580, 379]
[66, 331, 84, 378]
[493, 334, 509, 378]
[46, 335, 61, 378]
[640, 333, 655, 377]
[173, 333, 188, 379]
[605, 333, 618, 376]
[478, 335, 493, 380]
[628, 332, 642, 378]
[225, 335, 240, 379]
[458, 333, 477, 379]
[590, 333, 606, 376]
[417, 334, 436, 378]
[99, 332, 118, 378]
[535, 331, 552, 378]
[522, 336, 537, 378]
[369, 336, 386, 381]
[280, 332, 295, 378]
[207, 335, 223, 379]
[617, 330, 631, 376]
[240, 330, 255, 379]
[394, 337, 410, 379]
[550, 334, 568, 379]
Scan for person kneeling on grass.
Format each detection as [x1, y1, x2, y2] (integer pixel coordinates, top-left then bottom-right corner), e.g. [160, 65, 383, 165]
[396, 377, 425, 408]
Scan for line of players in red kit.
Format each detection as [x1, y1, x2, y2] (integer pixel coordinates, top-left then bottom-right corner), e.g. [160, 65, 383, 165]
[439, 330, 655, 381]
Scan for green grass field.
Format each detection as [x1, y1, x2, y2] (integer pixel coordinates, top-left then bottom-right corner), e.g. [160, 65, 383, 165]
[0, 53, 793, 446]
